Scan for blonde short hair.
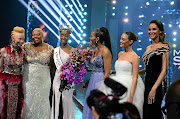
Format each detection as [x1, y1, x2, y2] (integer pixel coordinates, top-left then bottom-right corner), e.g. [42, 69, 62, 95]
[33, 28, 43, 37]
[11, 26, 25, 38]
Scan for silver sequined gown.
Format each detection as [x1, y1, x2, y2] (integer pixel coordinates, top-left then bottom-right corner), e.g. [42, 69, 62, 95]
[22, 42, 54, 119]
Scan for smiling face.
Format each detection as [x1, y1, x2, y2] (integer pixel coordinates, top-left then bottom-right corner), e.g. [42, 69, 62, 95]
[148, 23, 161, 41]
[60, 30, 70, 45]
[120, 33, 132, 48]
[89, 31, 98, 46]
[32, 30, 43, 45]
[11, 31, 25, 47]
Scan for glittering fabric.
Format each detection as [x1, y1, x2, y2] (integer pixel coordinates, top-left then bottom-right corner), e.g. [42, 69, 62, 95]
[0, 45, 24, 119]
[22, 42, 53, 119]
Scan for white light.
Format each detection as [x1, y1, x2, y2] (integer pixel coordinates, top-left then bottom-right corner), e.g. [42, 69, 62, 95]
[125, 12, 128, 16]
[112, 7, 116, 10]
[84, 4, 87, 7]
[138, 32, 143, 35]
[149, 39, 152, 41]
[83, 26, 86, 29]
[82, 41, 86, 44]
[140, 23, 143, 25]
[161, 16, 163, 18]
[173, 38, 177, 41]
[65, 5, 68, 7]
[82, 33, 86, 37]
[137, 48, 142, 51]
[77, 40, 80, 44]
[176, 21, 179, 24]
[170, 1, 174, 5]
[169, 24, 172, 27]
[173, 31, 177, 36]
[70, 11, 73, 14]
[173, 44, 176, 48]
[70, 4, 73, 7]
[125, 6, 128, 9]
[146, 2, 150, 6]
[154, 0, 156, 1]
[112, 0, 117, 4]
[139, 15, 144, 18]
[138, 40, 141, 42]
[140, 6, 143, 9]
[84, 12, 87, 15]
[123, 18, 129, 23]
[68, 40, 72, 43]
[83, 19, 87, 22]
[69, 19, 73, 21]
[139, 65, 142, 68]
[179, 25, 180, 28]
[112, 13, 116, 16]
[152, 14, 155, 16]
[158, 7, 160, 9]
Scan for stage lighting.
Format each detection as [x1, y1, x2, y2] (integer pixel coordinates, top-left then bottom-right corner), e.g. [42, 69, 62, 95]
[173, 31, 177, 36]
[158, 7, 160, 9]
[179, 25, 180, 28]
[173, 44, 176, 48]
[65, 5, 68, 7]
[125, 6, 128, 9]
[70, 11, 73, 14]
[170, 1, 174, 5]
[137, 48, 142, 51]
[112, 7, 116, 10]
[169, 24, 172, 27]
[146, 2, 150, 6]
[138, 40, 141, 42]
[161, 16, 163, 18]
[82, 33, 86, 37]
[82, 26, 86, 29]
[149, 39, 152, 41]
[68, 40, 72, 43]
[112, 13, 116, 16]
[152, 14, 155, 16]
[83, 19, 87, 22]
[123, 18, 129, 23]
[112, 0, 117, 4]
[173, 38, 177, 41]
[140, 6, 143, 9]
[84, 12, 87, 15]
[139, 65, 142, 68]
[77, 40, 80, 44]
[84, 4, 87, 7]
[125, 12, 128, 16]
[138, 32, 143, 35]
[140, 23, 143, 25]
[82, 41, 86, 44]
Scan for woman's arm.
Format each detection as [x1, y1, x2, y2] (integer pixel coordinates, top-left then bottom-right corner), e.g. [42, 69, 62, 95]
[149, 51, 170, 104]
[0, 48, 5, 72]
[128, 55, 139, 103]
[102, 48, 112, 80]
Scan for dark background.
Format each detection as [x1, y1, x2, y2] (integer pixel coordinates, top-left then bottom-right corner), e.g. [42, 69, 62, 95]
[0, 0, 28, 48]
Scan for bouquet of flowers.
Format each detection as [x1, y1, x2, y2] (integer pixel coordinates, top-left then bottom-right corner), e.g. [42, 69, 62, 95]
[59, 44, 94, 92]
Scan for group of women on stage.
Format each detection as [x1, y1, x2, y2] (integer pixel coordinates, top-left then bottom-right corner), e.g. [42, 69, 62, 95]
[0, 19, 170, 119]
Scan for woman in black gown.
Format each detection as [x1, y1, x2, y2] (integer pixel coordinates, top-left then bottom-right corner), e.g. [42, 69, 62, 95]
[142, 20, 170, 119]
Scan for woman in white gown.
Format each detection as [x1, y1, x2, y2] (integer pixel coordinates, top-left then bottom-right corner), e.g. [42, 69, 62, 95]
[100, 31, 144, 118]
[23, 28, 54, 118]
[51, 25, 75, 119]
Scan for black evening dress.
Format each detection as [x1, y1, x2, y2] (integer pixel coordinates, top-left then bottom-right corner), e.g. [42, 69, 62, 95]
[142, 46, 169, 119]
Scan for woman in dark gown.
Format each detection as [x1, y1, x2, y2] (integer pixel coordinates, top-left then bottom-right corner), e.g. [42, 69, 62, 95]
[142, 20, 170, 119]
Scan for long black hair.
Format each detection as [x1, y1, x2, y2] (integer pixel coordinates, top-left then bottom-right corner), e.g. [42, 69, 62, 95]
[93, 27, 113, 57]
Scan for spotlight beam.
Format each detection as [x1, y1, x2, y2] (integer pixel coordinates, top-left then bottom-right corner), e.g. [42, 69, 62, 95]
[71, 0, 84, 18]
[18, 0, 59, 40]
[77, 0, 84, 11]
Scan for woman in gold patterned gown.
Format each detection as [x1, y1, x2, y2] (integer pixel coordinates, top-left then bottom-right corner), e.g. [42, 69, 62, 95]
[22, 28, 54, 118]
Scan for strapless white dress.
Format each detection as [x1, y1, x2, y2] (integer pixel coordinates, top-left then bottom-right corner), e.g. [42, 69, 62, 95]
[99, 61, 145, 118]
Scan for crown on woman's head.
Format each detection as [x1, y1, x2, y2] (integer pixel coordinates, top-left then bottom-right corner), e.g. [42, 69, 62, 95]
[59, 24, 73, 34]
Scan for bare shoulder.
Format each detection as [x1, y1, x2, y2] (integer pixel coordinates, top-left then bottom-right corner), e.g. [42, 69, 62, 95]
[102, 46, 111, 56]
[131, 52, 140, 62]
[118, 51, 123, 56]
[146, 45, 151, 50]
[162, 44, 170, 50]
[0, 47, 6, 54]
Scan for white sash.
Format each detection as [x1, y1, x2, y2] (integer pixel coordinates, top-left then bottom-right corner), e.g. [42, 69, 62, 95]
[54, 47, 63, 72]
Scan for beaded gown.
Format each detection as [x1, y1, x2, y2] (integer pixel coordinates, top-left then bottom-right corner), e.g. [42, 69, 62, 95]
[82, 51, 105, 119]
[22, 42, 54, 119]
[142, 46, 170, 119]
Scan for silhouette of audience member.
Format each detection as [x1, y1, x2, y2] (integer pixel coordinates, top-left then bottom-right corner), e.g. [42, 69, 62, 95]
[162, 79, 180, 119]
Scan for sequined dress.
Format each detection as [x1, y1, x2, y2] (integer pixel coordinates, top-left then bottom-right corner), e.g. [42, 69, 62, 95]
[51, 47, 75, 119]
[82, 53, 105, 119]
[0, 45, 24, 119]
[22, 42, 54, 119]
[142, 46, 170, 119]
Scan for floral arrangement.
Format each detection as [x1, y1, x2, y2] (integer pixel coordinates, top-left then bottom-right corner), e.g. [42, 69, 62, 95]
[59, 44, 94, 91]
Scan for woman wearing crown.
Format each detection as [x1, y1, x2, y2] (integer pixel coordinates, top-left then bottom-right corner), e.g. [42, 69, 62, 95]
[51, 25, 75, 119]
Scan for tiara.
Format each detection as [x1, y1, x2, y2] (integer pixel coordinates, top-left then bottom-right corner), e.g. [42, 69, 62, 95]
[59, 24, 73, 34]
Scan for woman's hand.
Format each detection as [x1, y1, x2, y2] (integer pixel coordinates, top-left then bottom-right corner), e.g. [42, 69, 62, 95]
[80, 83, 86, 91]
[148, 89, 156, 104]
[128, 97, 133, 103]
